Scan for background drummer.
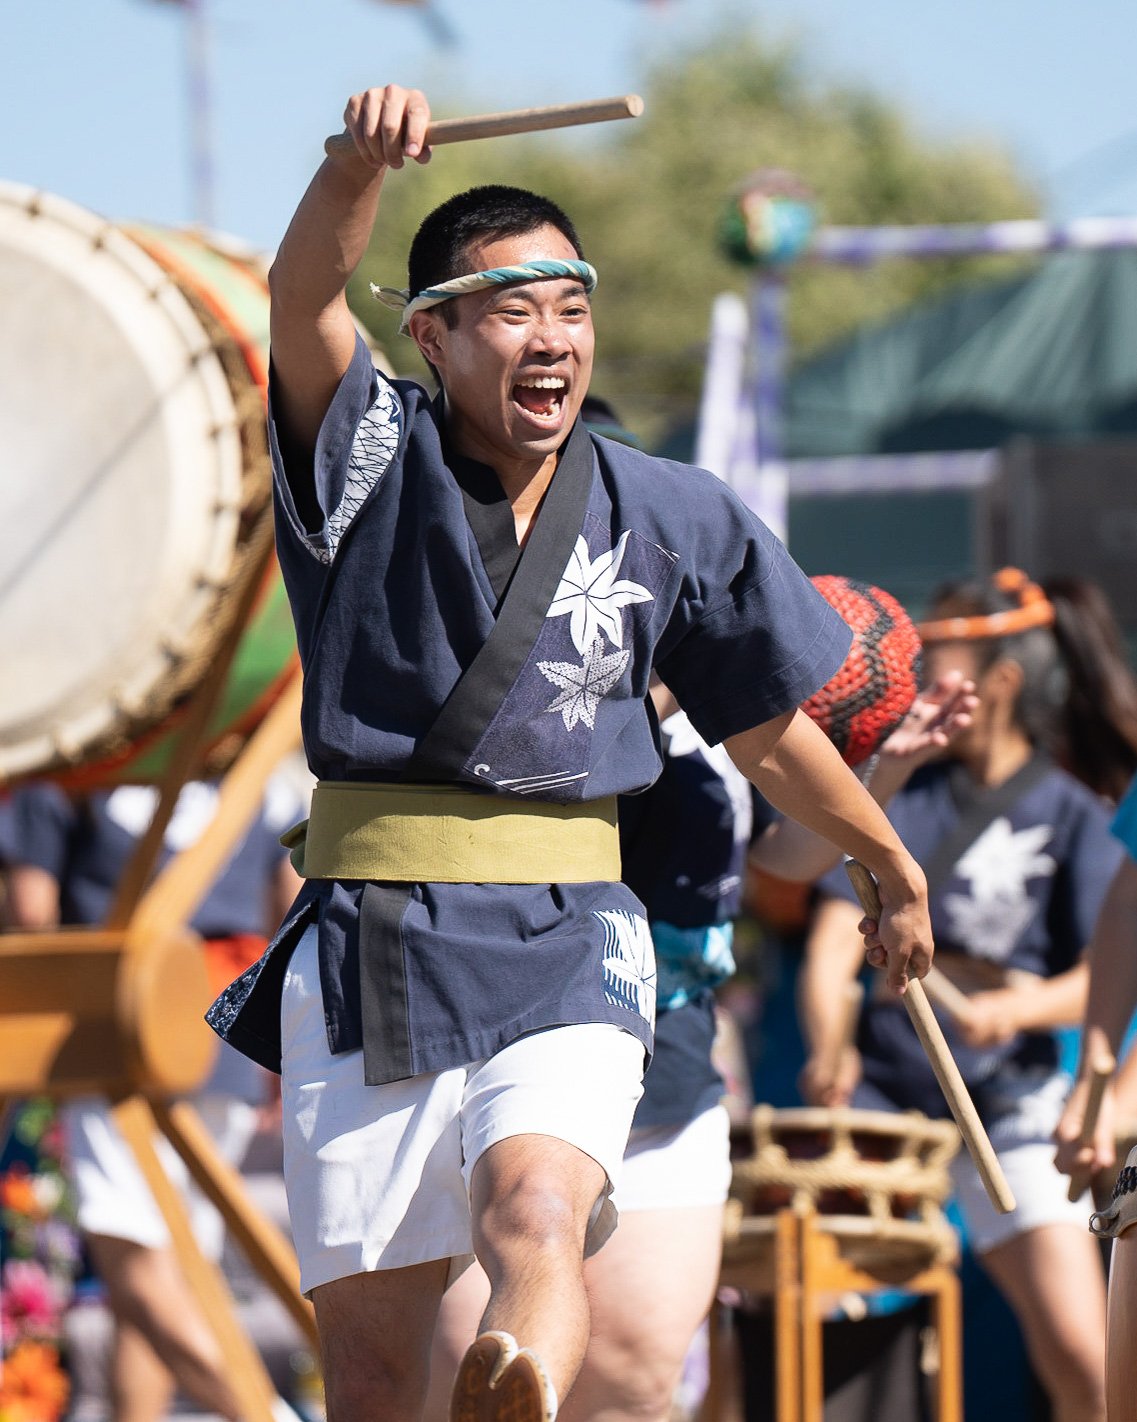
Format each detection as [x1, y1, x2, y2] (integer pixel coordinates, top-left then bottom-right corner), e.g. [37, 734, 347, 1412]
[0, 774, 304, 1422]
[800, 570, 1137, 1422]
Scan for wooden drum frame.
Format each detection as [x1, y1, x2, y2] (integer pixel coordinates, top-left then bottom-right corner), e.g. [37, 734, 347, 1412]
[705, 1105, 964, 1422]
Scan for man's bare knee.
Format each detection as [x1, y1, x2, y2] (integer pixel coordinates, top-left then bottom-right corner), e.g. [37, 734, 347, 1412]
[477, 1176, 581, 1266]
[471, 1137, 605, 1275]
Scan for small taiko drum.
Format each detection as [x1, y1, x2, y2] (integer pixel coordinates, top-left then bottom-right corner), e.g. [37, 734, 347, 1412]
[723, 1105, 960, 1287]
[0, 182, 297, 785]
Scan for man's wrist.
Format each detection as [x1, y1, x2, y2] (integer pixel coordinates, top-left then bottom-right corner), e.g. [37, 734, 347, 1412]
[868, 851, 926, 906]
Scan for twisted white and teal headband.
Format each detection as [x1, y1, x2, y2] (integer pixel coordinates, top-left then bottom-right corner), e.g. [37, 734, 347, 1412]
[371, 259, 598, 334]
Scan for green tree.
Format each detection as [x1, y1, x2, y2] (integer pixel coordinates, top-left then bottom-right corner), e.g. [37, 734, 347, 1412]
[350, 28, 1038, 445]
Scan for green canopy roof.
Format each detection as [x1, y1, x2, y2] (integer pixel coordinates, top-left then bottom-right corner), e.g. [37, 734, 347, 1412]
[786, 248, 1137, 457]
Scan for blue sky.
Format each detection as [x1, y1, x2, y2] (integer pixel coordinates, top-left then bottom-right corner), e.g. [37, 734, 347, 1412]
[4, 0, 1137, 250]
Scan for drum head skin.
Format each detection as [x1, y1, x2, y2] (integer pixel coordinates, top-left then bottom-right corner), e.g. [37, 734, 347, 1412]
[0, 184, 248, 779]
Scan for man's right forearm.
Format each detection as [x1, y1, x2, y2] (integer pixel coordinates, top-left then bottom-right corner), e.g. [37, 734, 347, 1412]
[269, 155, 387, 320]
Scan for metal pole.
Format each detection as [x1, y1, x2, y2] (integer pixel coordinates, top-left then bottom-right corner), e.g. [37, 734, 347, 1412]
[185, 0, 216, 231]
[747, 273, 789, 541]
[694, 293, 748, 481]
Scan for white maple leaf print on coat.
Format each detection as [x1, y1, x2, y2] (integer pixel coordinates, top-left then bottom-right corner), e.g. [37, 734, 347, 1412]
[595, 908, 657, 1022]
[547, 532, 653, 655]
[538, 636, 630, 732]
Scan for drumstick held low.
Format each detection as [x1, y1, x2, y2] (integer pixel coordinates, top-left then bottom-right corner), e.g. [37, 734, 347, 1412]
[845, 859, 1017, 1214]
[1067, 1056, 1116, 1203]
[921, 965, 976, 1027]
[325, 94, 644, 159]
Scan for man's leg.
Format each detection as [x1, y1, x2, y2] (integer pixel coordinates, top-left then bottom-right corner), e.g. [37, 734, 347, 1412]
[451, 1023, 648, 1420]
[979, 1223, 1106, 1422]
[312, 1261, 450, 1422]
[426, 1264, 492, 1420]
[85, 1234, 242, 1422]
[470, 1133, 607, 1397]
[107, 1322, 176, 1422]
[428, 1203, 723, 1422]
[558, 1203, 724, 1422]
[1107, 1233, 1137, 1422]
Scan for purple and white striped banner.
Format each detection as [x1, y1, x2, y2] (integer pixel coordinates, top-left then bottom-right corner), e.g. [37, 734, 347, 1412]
[811, 216, 1137, 265]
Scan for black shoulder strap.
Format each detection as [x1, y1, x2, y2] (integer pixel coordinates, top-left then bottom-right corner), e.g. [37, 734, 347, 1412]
[921, 753, 1053, 895]
[403, 418, 595, 782]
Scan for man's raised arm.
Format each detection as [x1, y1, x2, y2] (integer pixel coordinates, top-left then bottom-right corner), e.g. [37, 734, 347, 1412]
[268, 85, 432, 460]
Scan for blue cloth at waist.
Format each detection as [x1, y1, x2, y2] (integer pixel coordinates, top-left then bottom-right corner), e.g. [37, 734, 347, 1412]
[652, 920, 736, 1011]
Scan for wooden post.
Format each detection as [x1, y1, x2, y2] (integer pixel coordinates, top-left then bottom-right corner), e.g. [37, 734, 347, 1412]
[774, 1208, 803, 1422]
[930, 1266, 964, 1422]
[111, 1095, 278, 1422]
[154, 1098, 317, 1346]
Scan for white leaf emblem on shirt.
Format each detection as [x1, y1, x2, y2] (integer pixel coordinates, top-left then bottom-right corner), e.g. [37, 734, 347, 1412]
[539, 636, 630, 732]
[547, 531, 653, 655]
[954, 819, 1056, 902]
[941, 817, 1057, 963]
[595, 908, 657, 1022]
[941, 892, 1040, 964]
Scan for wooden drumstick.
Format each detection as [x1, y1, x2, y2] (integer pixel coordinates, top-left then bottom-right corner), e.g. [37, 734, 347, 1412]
[1067, 1056, 1116, 1202]
[325, 94, 644, 158]
[845, 859, 1017, 1214]
[921, 964, 977, 1027]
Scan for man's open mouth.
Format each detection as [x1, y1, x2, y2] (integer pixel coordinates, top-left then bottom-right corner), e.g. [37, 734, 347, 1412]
[512, 375, 567, 421]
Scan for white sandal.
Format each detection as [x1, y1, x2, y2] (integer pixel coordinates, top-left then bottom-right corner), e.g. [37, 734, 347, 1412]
[1090, 1144, 1137, 1239]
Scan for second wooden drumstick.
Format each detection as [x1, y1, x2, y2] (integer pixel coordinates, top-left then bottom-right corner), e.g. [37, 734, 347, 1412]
[325, 94, 644, 159]
[1067, 1056, 1116, 1203]
[845, 859, 1017, 1214]
[922, 964, 976, 1027]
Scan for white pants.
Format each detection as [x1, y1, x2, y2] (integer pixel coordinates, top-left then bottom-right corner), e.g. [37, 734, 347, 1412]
[614, 1105, 732, 1212]
[279, 923, 647, 1295]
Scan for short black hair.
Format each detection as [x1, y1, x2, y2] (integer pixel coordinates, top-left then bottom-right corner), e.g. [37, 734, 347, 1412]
[407, 184, 585, 324]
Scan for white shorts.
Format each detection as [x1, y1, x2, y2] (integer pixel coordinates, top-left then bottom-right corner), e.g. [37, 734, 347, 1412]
[948, 1068, 1091, 1253]
[64, 1093, 259, 1258]
[279, 924, 646, 1296]
[614, 1105, 732, 1212]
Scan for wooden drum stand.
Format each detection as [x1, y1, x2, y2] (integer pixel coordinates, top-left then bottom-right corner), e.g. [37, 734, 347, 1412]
[703, 1106, 964, 1422]
[0, 514, 317, 1422]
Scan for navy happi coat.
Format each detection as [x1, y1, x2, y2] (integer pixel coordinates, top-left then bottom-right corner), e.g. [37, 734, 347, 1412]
[208, 336, 850, 1085]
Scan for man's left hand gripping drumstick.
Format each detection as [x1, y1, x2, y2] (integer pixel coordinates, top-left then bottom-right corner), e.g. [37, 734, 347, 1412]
[847, 859, 1017, 1214]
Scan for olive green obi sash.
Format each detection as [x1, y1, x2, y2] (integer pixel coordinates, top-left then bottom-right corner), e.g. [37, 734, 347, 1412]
[282, 781, 621, 884]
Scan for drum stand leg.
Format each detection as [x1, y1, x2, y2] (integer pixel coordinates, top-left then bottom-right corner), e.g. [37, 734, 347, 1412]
[111, 1094, 279, 1422]
[774, 1208, 803, 1422]
[702, 1297, 742, 1422]
[928, 1264, 962, 1422]
[797, 1210, 825, 1422]
[152, 1097, 318, 1346]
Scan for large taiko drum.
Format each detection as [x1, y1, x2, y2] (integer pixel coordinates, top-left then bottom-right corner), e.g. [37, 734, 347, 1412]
[0, 182, 299, 785]
[723, 1105, 960, 1287]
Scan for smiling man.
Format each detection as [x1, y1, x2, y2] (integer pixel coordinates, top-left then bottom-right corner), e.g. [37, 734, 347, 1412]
[207, 85, 934, 1422]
